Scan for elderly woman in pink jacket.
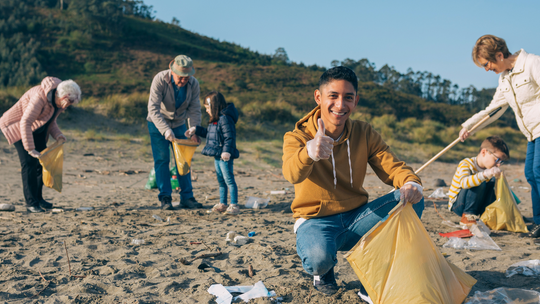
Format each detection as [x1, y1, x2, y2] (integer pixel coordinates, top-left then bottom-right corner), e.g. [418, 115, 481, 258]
[0, 77, 81, 213]
[459, 35, 540, 239]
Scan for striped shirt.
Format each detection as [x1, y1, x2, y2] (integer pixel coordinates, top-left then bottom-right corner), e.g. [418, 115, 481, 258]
[448, 157, 488, 210]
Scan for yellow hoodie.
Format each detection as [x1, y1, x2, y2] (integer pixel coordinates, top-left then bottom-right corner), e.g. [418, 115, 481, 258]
[282, 107, 421, 219]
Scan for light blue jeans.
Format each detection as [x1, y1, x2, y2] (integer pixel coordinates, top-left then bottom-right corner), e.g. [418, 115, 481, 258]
[525, 140, 540, 224]
[147, 121, 194, 201]
[214, 158, 238, 205]
[295, 190, 424, 276]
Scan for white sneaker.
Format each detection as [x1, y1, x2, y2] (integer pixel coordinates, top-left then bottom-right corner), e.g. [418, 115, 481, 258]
[358, 290, 373, 304]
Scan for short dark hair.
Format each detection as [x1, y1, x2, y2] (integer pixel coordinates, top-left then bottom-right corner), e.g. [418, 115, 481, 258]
[480, 136, 510, 160]
[319, 66, 358, 92]
[204, 91, 227, 123]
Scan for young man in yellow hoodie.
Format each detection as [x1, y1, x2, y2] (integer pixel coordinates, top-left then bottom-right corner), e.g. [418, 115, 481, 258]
[282, 66, 424, 298]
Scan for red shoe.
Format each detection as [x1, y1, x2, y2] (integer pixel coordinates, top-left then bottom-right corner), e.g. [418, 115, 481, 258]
[460, 214, 478, 226]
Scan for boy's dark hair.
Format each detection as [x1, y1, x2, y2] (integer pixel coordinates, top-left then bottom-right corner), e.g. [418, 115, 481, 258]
[205, 91, 227, 123]
[319, 66, 358, 92]
[480, 136, 510, 160]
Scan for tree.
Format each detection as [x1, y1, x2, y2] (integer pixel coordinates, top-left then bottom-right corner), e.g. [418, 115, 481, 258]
[273, 47, 289, 65]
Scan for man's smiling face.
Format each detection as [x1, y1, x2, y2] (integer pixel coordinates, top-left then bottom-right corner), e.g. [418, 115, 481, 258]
[314, 79, 359, 137]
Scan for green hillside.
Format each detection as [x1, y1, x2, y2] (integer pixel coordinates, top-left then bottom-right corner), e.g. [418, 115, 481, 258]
[0, 0, 527, 163]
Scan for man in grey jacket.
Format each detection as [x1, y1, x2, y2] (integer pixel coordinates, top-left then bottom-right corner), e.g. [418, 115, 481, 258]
[147, 55, 202, 210]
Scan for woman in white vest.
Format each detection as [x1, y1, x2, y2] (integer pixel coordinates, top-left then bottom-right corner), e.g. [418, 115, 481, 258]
[459, 35, 540, 238]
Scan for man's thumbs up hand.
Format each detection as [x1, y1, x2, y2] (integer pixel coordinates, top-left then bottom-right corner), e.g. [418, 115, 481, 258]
[306, 118, 334, 162]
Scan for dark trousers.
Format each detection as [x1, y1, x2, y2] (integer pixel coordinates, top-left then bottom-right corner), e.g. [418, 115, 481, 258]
[451, 180, 496, 216]
[14, 133, 48, 207]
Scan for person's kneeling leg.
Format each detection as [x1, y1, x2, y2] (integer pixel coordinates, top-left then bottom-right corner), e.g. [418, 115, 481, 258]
[296, 216, 342, 295]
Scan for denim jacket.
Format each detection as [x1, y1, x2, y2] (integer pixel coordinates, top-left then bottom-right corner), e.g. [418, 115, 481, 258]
[195, 103, 240, 159]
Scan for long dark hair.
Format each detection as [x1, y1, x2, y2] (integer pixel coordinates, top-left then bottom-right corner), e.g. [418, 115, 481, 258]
[205, 91, 227, 123]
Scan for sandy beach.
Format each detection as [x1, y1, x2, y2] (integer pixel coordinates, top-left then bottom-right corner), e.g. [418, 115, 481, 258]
[1, 131, 539, 304]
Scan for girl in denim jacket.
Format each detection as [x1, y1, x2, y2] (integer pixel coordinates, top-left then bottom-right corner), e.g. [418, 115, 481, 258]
[185, 91, 240, 214]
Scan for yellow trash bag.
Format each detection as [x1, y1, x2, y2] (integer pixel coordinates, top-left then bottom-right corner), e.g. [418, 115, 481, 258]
[345, 203, 476, 304]
[172, 139, 199, 176]
[38, 141, 64, 193]
[480, 172, 529, 233]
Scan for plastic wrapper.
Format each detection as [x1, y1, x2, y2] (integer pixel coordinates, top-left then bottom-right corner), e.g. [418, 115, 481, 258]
[345, 203, 476, 304]
[506, 260, 540, 278]
[465, 287, 540, 304]
[38, 141, 64, 193]
[172, 139, 199, 176]
[443, 222, 501, 251]
[428, 187, 449, 199]
[245, 196, 270, 209]
[480, 173, 528, 233]
[145, 168, 157, 189]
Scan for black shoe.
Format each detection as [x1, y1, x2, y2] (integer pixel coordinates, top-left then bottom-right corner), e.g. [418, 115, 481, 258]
[39, 200, 53, 209]
[527, 224, 540, 238]
[314, 268, 339, 295]
[27, 205, 45, 213]
[523, 216, 534, 223]
[160, 196, 174, 210]
[180, 197, 202, 209]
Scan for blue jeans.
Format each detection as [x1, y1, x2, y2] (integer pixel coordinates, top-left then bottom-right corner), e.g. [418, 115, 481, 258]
[147, 121, 193, 201]
[525, 140, 540, 224]
[451, 180, 496, 217]
[214, 158, 238, 205]
[295, 190, 424, 276]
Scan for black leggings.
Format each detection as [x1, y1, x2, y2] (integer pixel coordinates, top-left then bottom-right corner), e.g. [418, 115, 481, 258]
[14, 132, 48, 207]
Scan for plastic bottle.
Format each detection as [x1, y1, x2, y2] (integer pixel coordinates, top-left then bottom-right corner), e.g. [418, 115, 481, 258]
[171, 175, 179, 190]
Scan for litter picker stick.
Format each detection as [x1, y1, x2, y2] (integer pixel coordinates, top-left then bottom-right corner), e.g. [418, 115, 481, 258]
[414, 107, 502, 175]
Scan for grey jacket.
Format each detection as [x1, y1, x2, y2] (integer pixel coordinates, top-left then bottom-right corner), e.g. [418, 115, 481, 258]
[146, 69, 201, 135]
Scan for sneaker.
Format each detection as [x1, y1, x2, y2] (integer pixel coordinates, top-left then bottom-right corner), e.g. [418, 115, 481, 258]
[314, 268, 339, 295]
[39, 199, 53, 209]
[160, 196, 174, 210]
[211, 203, 228, 213]
[225, 204, 240, 215]
[180, 197, 202, 209]
[358, 285, 374, 304]
[460, 213, 478, 226]
[526, 224, 540, 238]
[27, 205, 45, 213]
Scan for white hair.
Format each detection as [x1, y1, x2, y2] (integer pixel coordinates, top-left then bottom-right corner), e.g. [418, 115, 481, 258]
[56, 80, 81, 104]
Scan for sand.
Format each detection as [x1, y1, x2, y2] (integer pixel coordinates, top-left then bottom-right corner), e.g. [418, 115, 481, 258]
[1, 135, 539, 304]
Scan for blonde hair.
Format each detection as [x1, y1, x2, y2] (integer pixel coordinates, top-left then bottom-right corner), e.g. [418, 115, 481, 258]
[56, 80, 81, 104]
[472, 35, 511, 67]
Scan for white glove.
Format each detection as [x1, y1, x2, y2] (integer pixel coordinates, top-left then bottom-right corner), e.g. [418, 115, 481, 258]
[306, 118, 334, 161]
[459, 127, 470, 142]
[29, 150, 41, 158]
[164, 129, 175, 142]
[184, 126, 196, 138]
[400, 181, 423, 204]
[483, 167, 501, 179]
[57, 134, 66, 143]
[221, 152, 231, 161]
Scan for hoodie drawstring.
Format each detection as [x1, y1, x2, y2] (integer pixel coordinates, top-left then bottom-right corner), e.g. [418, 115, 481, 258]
[330, 139, 353, 189]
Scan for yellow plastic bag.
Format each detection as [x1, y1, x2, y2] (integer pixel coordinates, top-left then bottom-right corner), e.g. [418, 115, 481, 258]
[480, 172, 529, 233]
[38, 141, 64, 193]
[172, 139, 199, 176]
[345, 203, 476, 304]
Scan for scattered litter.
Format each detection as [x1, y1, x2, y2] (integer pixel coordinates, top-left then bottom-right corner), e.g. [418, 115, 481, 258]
[190, 241, 202, 245]
[52, 208, 64, 213]
[225, 231, 236, 243]
[152, 214, 163, 222]
[234, 235, 249, 245]
[208, 281, 277, 304]
[469, 221, 491, 236]
[145, 169, 157, 189]
[513, 178, 522, 182]
[248, 231, 256, 237]
[245, 196, 270, 209]
[519, 186, 530, 190]
[428, 187, 448, 199]
[131, 239, 145, 245]
[284, 188, 290, 191]
[465, 287, 540, 304]
[270, 190, 286, 195]
[0, 203, 15, 212]
[441, 220, 461, 229]
[506, 260, 540, 278]
[83, 153, 94, 156]
[443, 222, 500, 251]
[76, 207, 94, 211]
[180, 251, 222, 265]
[439, 229, 473, 238]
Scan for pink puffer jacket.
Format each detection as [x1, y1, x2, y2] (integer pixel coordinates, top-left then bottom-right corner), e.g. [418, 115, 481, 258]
[0, 77, 64, 151]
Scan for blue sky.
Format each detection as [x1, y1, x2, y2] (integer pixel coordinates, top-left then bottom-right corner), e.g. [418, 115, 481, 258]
[144, 0, 540, 90]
